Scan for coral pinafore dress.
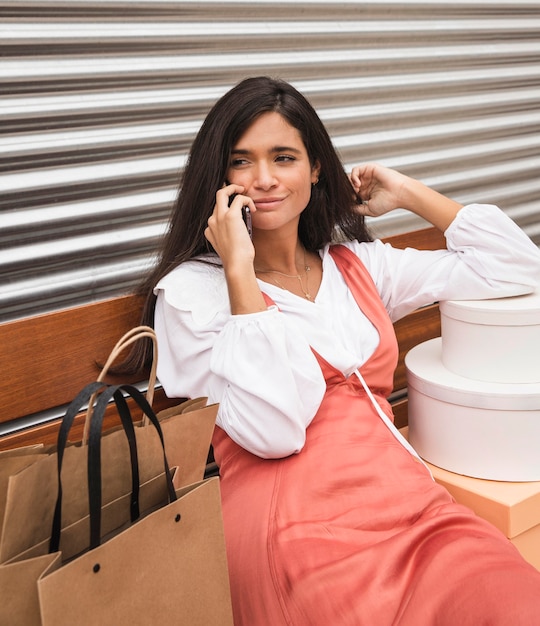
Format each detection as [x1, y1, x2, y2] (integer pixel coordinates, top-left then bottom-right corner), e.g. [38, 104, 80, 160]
[211, 245, 540, 626]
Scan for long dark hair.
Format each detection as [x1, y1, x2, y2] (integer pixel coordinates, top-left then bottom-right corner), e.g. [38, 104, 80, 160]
[126, 76, 371, 371]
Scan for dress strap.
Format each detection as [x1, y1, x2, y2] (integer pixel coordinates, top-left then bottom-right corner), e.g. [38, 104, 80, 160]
[352, 368, 432, 475]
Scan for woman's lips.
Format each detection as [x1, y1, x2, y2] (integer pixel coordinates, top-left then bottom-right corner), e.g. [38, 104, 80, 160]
[253, 197, 285, 210]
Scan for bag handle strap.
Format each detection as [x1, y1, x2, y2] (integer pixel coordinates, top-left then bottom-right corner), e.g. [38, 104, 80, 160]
[50, 381, 176, 553]
[49, 381, 140, 553]
[82, 326, 158, 443]
[86, 384, 176, 550]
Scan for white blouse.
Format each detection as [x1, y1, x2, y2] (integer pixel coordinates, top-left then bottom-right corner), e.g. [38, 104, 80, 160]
[154, 204, 540, 459]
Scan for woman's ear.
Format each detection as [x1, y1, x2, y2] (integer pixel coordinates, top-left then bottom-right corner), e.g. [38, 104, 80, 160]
[311, 160, 321, 184]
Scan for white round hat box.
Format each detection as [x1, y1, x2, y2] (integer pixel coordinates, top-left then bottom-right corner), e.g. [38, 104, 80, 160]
[439, 290, 540, 384]
[405, 338, 540, 481]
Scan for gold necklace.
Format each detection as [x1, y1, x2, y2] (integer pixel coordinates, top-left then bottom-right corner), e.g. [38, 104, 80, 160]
[255, 250, 313, 300]
[267, 272, 312, 300]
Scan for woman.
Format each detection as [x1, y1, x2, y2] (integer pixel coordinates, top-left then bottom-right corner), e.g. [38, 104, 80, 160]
[134, 77, 540, 624]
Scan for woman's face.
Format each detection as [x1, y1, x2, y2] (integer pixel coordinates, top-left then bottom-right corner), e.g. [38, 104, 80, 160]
[226, 111, 320, 235]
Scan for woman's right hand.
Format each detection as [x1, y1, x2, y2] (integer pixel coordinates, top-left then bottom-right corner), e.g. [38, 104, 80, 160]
[205, 184, 256, 270]
[205, 185, 267, 315]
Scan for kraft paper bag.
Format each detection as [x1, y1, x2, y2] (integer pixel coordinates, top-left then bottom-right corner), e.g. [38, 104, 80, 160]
[0, 326, 217, 564]
[86, 326, 217, 478]
[38, 478, 233, 626]
[0, 446, 47, 536]
[3, 461, 175, 564]
[2, 381, 232, 625]
[40, 382, 232, 625]
[0, 552, 61, 626]
[1, 397, 217, 564]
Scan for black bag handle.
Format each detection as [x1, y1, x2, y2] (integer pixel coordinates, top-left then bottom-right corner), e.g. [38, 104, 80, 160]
[50, 381, 139, 553]
[49, 381, 175, 553]
[86, 384, 176, 549]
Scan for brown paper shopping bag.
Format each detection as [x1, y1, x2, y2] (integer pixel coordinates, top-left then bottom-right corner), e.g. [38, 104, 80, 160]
[0, 445, 47, 539]
[38, 382, 233, 626]
[90, 325, 217, 482]
[39, 477, 232, 626]
[0, 326, 218, 564]
[0, 552, 61, 626]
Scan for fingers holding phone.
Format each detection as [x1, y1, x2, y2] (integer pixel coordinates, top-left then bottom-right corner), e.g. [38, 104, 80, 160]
[205, 184, 255, 264]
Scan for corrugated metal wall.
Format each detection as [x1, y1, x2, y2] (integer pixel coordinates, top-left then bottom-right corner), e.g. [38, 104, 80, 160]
[2, 0, 540, 323]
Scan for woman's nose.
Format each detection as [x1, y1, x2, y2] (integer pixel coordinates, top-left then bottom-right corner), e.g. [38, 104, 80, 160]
[254, 162, 277, 189]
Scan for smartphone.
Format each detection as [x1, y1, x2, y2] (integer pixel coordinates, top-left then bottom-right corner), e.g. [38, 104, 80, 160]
[241, 205, 253, 239]
[229, 192, 252, 239]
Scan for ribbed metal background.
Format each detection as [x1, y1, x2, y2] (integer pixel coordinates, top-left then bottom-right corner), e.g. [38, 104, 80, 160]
[2, 0, 540, 322]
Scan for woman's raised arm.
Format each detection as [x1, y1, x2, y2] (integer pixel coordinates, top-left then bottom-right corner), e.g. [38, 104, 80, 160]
[350, 163, 463, 232]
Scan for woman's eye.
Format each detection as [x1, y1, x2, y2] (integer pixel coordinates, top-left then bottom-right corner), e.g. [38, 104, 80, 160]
[230, 158, 249, 167]
[276, 155, 295, 163]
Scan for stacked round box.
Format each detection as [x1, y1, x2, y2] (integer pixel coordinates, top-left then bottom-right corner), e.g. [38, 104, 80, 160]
[405, 290, 540, 481]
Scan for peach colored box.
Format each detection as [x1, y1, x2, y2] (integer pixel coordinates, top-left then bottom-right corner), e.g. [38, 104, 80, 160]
[400, 427, 540, 571]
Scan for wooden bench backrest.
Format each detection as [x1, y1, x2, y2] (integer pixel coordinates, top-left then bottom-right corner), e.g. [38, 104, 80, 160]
[2, 295, 144, 422]
[0, 226, 445, 450]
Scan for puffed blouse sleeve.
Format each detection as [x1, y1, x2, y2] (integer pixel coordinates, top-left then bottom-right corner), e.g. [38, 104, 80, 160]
[153, 260, 326, 459]
[354, 203, 540, 322]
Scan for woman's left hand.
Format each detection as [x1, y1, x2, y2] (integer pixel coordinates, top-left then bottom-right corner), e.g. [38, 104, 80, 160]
[349, 163, 411, 217]
[350, 163, 463, 231]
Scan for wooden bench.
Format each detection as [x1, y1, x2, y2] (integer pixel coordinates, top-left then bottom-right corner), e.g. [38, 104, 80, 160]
[0, 226, 445, 453]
